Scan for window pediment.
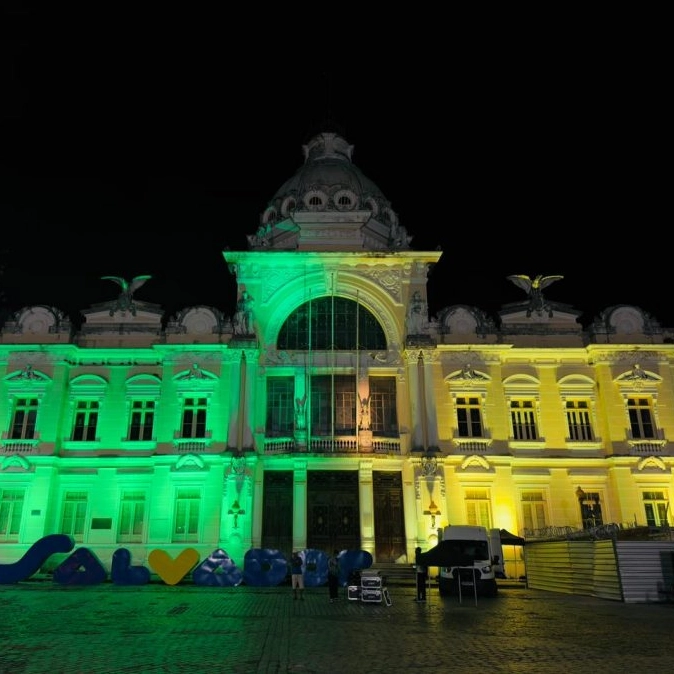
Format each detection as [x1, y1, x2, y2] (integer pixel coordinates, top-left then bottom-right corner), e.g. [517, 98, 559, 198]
[0, 454, 32, 471]
[459, 455, 492, 471]
[5, 365, 50, 384]
[446, 364, 490, 384]
[173, 364, 218, 391]
[615, 364, 661, 385]
[558, 374, 596, 400]
[5, 366, 51, 396]
[68, 374, 108, 399]
[503, 374, 540, 398]
[126, 374, 162, 398]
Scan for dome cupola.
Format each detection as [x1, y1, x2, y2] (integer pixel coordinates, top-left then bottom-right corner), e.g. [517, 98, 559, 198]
[247, 132, 411, 252]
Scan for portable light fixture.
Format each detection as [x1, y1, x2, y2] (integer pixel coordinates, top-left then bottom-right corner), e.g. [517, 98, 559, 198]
[423, 499, 441, 528]
[228, 500, 245, 528]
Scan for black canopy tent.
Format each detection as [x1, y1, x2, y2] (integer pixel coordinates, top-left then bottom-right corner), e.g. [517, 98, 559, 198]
[499, 529, 525, 580]
[416, 529, 526, 577]
[499, 529, 525, 546]
[416, 540, 471, 567]
[415, 541, 473, 599]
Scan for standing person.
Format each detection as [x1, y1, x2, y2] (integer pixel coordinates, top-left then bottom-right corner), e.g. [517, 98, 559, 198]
[327, 549, 340, 602]
[414, 546, 427, 602]
[290, 551, 304, 600]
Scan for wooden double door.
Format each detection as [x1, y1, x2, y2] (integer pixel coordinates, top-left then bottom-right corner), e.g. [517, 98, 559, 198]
[261, 469, 405, 562]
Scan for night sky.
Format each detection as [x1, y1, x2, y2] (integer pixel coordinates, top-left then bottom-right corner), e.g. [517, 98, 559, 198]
[2, 8, 669, 328]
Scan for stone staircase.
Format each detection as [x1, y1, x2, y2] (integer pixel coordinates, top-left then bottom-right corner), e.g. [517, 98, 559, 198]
[368, 562, 416, 586]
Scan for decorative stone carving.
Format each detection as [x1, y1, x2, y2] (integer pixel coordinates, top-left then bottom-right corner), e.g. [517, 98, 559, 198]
[233, 291, 254, 335]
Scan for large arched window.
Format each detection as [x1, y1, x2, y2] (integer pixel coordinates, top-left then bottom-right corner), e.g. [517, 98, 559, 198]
[277, 297, 386, 350]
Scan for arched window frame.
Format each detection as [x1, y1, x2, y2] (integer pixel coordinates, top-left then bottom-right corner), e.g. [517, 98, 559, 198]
[502, 374, 544, 448]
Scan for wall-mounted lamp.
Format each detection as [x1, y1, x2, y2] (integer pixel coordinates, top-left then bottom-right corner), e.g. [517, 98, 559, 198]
[228, 499, 245, 529]
[423, 499, 441, 528]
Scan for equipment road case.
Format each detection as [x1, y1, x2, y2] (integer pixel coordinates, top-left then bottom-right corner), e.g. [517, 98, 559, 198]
[361, 588, 384, 603]
[360, 570, 382, 588]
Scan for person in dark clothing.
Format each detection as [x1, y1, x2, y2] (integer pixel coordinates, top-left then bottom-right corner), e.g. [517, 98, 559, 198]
[327, 549, 340, 602]
[414, 546, 427, 602]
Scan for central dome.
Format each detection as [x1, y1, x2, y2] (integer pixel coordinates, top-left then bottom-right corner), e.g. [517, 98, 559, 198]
[247, 132, 412, 252]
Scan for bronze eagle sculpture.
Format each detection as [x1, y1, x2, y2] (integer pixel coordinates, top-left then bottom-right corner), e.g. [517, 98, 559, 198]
[506, 274, 564, 317]
[101, 275, 152, 315]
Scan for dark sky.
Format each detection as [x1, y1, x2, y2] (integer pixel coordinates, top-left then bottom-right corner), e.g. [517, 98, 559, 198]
[1, 8, 669, 328]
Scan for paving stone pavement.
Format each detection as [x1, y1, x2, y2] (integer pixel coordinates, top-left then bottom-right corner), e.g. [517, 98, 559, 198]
[1, 581, 673, 673]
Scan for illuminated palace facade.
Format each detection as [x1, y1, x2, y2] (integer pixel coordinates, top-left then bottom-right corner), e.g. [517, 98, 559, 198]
[1, 131, 673, 575]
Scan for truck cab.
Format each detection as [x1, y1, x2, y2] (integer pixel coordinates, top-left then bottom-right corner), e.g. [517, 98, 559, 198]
[437, 525, 500, 597]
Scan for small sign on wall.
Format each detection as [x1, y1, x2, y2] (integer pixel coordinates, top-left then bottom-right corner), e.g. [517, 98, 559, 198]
[91, 518, 112, 530]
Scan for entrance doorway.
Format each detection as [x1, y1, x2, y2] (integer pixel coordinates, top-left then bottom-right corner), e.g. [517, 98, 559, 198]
[307, 471, 360, 553]
[373, 471, 406, 562]
[261, 471, 293, 557]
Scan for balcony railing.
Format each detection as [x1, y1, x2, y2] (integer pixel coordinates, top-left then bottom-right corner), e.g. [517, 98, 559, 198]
[262, 435, 401, 455]
[263, 438, 296, 454]
[173, 439, 209, 452]
[452, 438, 492, 453]
[1, 438, 40, 454]
[371, 438, 401, 454]
[310, 437, 358, 453]
[628, 439, 667, 454]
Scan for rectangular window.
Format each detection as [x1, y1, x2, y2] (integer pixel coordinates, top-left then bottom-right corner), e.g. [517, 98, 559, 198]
[334, 377, 356, 434]
[10, 398, 39, 440]
[0, 488, 25, 541]
[311, 375, 356, 436]
[627, 397, 656, 439]
[60, 491, 87, 541]
[521, 491, 547, 532]
[266, 377, 295, 437]
[181, 397, 207, 438]
[566, 400, 594, 441]
[643, 491, 669, 527]
[118, 490, 146, 543]
[578, 491, 603, 529]
[465, 489, 491, 527]
[128, 400, 155, 441]
[510, 400, 538, 440]
[369, 377, 398, 436]
[173, 487, 200, 542]
[72, 400, 99, 441]
[456, 396, 484, 438]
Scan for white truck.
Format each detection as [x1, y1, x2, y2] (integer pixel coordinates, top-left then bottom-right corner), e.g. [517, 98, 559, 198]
[436, 525, 503, 597]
